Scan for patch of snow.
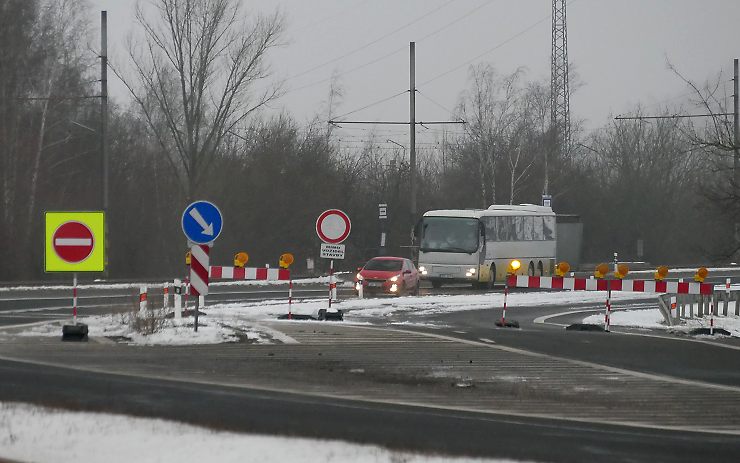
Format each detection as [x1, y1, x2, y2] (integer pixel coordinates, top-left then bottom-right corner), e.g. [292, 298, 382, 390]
[0, 402, 515, 463]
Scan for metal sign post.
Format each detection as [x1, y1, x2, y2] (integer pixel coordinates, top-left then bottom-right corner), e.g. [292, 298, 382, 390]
[72, 273, 78, 325]
[181, 200, 223, 332]
[379, 203, 387, 255]
[45, 211, 105, 342]
[316, 209, 351, 320]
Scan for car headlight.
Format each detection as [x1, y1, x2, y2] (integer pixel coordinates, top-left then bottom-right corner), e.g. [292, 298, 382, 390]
[418, 266, 426, 272]
[356, 273, 363, 281]
[390, 274, 400, 282]
[390, 283, 398, 292]
[355, 282, 362, 291]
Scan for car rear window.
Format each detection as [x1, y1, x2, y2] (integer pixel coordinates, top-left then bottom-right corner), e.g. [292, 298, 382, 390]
[364, 259, 403, 271]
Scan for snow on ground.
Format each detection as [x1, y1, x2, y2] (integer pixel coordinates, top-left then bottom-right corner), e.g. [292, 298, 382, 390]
[11, 286, 740, 343]
[583, 307, 740, 337]
[0, 402, 520, 463]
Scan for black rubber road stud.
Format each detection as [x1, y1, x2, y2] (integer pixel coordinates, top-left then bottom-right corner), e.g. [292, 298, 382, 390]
[495, 320, 519, 328]
[689, 327, 731, 336]
[62, 323, 89, 342]
[565, 323, 605, 332]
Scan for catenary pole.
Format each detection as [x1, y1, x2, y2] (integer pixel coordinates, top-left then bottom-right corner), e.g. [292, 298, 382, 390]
[734, 59, 739, 190]
[101, 11, 109, 277]
[409, 42, 416, 230]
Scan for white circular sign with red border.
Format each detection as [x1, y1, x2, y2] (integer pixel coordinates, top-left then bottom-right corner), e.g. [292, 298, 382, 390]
[316, 209, 351, 244]
[53, 221, 95, 263]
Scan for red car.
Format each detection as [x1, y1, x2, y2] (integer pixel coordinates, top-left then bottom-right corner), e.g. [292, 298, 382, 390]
[354, 257, 420, 296]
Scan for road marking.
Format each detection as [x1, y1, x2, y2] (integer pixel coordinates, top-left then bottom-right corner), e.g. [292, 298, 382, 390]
[478, 338, 496, 344]
[534, 308, 740, 351]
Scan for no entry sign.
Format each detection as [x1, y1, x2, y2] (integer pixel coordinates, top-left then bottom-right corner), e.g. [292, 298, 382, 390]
[45, 212, 105, 272]
[316, 209, 351, 244]
[53, 221, 94, 263]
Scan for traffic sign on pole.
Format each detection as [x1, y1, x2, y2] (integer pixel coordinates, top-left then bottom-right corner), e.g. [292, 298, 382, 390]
[315, 209, 351, 244]
[182, 201, 223, 244]
[45, 212, 105, 272]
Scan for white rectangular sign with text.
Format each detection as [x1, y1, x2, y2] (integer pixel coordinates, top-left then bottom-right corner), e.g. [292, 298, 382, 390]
[320, 243, 345, 259]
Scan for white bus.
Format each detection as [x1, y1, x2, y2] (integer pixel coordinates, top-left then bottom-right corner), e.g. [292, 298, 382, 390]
[415, 205, 556, 288]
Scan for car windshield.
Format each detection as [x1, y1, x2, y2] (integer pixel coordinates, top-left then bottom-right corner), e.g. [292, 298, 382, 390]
[420, 217, 479, 253]
[364, 259, 403, 271]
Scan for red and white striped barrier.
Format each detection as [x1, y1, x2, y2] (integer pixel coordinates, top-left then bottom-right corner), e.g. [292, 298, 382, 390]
[209, 266, 290, 281]
[190, 245, 210, 297]
[506, 275, 713, 295]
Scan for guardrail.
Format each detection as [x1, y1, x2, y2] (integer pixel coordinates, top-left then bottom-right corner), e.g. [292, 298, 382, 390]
[657, 284, 740, 327]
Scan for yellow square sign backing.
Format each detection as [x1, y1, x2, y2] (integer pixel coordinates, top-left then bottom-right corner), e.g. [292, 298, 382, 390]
[45, 211, 105, 272]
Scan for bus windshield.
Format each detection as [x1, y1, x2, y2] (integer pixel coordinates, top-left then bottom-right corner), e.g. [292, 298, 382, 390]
[419, 217, 479, 253]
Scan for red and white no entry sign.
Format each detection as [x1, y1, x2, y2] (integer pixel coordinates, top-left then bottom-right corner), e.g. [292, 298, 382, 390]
[53, 221, 94, 263]
[316, 209, 351, 244]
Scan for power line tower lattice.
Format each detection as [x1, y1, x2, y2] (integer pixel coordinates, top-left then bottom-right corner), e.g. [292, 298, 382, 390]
[549, 0, 571, 196]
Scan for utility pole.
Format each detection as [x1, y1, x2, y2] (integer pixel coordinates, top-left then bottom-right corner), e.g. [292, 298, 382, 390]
[734, 58, 739, 189]
[328, 42, 465, 255]
[410, 42, 417, 224]
[101, 11, 109, 277]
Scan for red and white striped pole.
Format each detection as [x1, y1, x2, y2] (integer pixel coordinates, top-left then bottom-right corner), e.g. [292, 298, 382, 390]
[163, 285, 169, 309]
[710, 302, 714, 336]
[139, 286, 148, 312]
[501, 281, 508, 326]
[604, 281, 612, 332]
[189, 244, 210, 332]
[72, 273, 78, 324]
[288, 279, 293, 320]
[328, 259, 335, 309]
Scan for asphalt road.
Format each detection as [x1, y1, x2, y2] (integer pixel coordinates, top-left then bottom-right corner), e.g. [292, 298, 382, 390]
[1, 356, 739, 463]
[1, 277, 740, 462]
[411, 298, 740, 387]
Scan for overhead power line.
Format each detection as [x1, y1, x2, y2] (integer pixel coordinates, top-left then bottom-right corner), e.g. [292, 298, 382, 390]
[284, 0, 494, 96]
[286, 0, 456, 82]
[615, 113, 733, 120]
[420, 0, 577, 87]
[332, 90, 410, 120]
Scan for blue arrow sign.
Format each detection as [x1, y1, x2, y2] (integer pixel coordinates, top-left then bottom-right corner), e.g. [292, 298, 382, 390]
[182, 201, 223, 244]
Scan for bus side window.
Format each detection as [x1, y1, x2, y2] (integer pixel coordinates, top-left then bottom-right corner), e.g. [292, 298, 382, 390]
[543, 216, 555, 240]
[533, 216, 545, 240]
[522, 216, 534, 241]
[483, 217, 496, 242]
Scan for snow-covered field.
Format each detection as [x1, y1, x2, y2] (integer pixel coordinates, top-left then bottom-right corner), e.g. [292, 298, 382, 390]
[0, 402, 517, 463]
[14, 287, 740, 343]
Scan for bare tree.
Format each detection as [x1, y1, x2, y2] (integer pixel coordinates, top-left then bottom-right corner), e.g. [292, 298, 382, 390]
[120, 0, 284, 199]
[667, 61, 739, 258]
[24, 0, 90, 241]
[455, 65, 541, 207]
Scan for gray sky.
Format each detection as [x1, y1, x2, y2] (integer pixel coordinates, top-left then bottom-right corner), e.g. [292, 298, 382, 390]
[88, 0, 740, 145]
